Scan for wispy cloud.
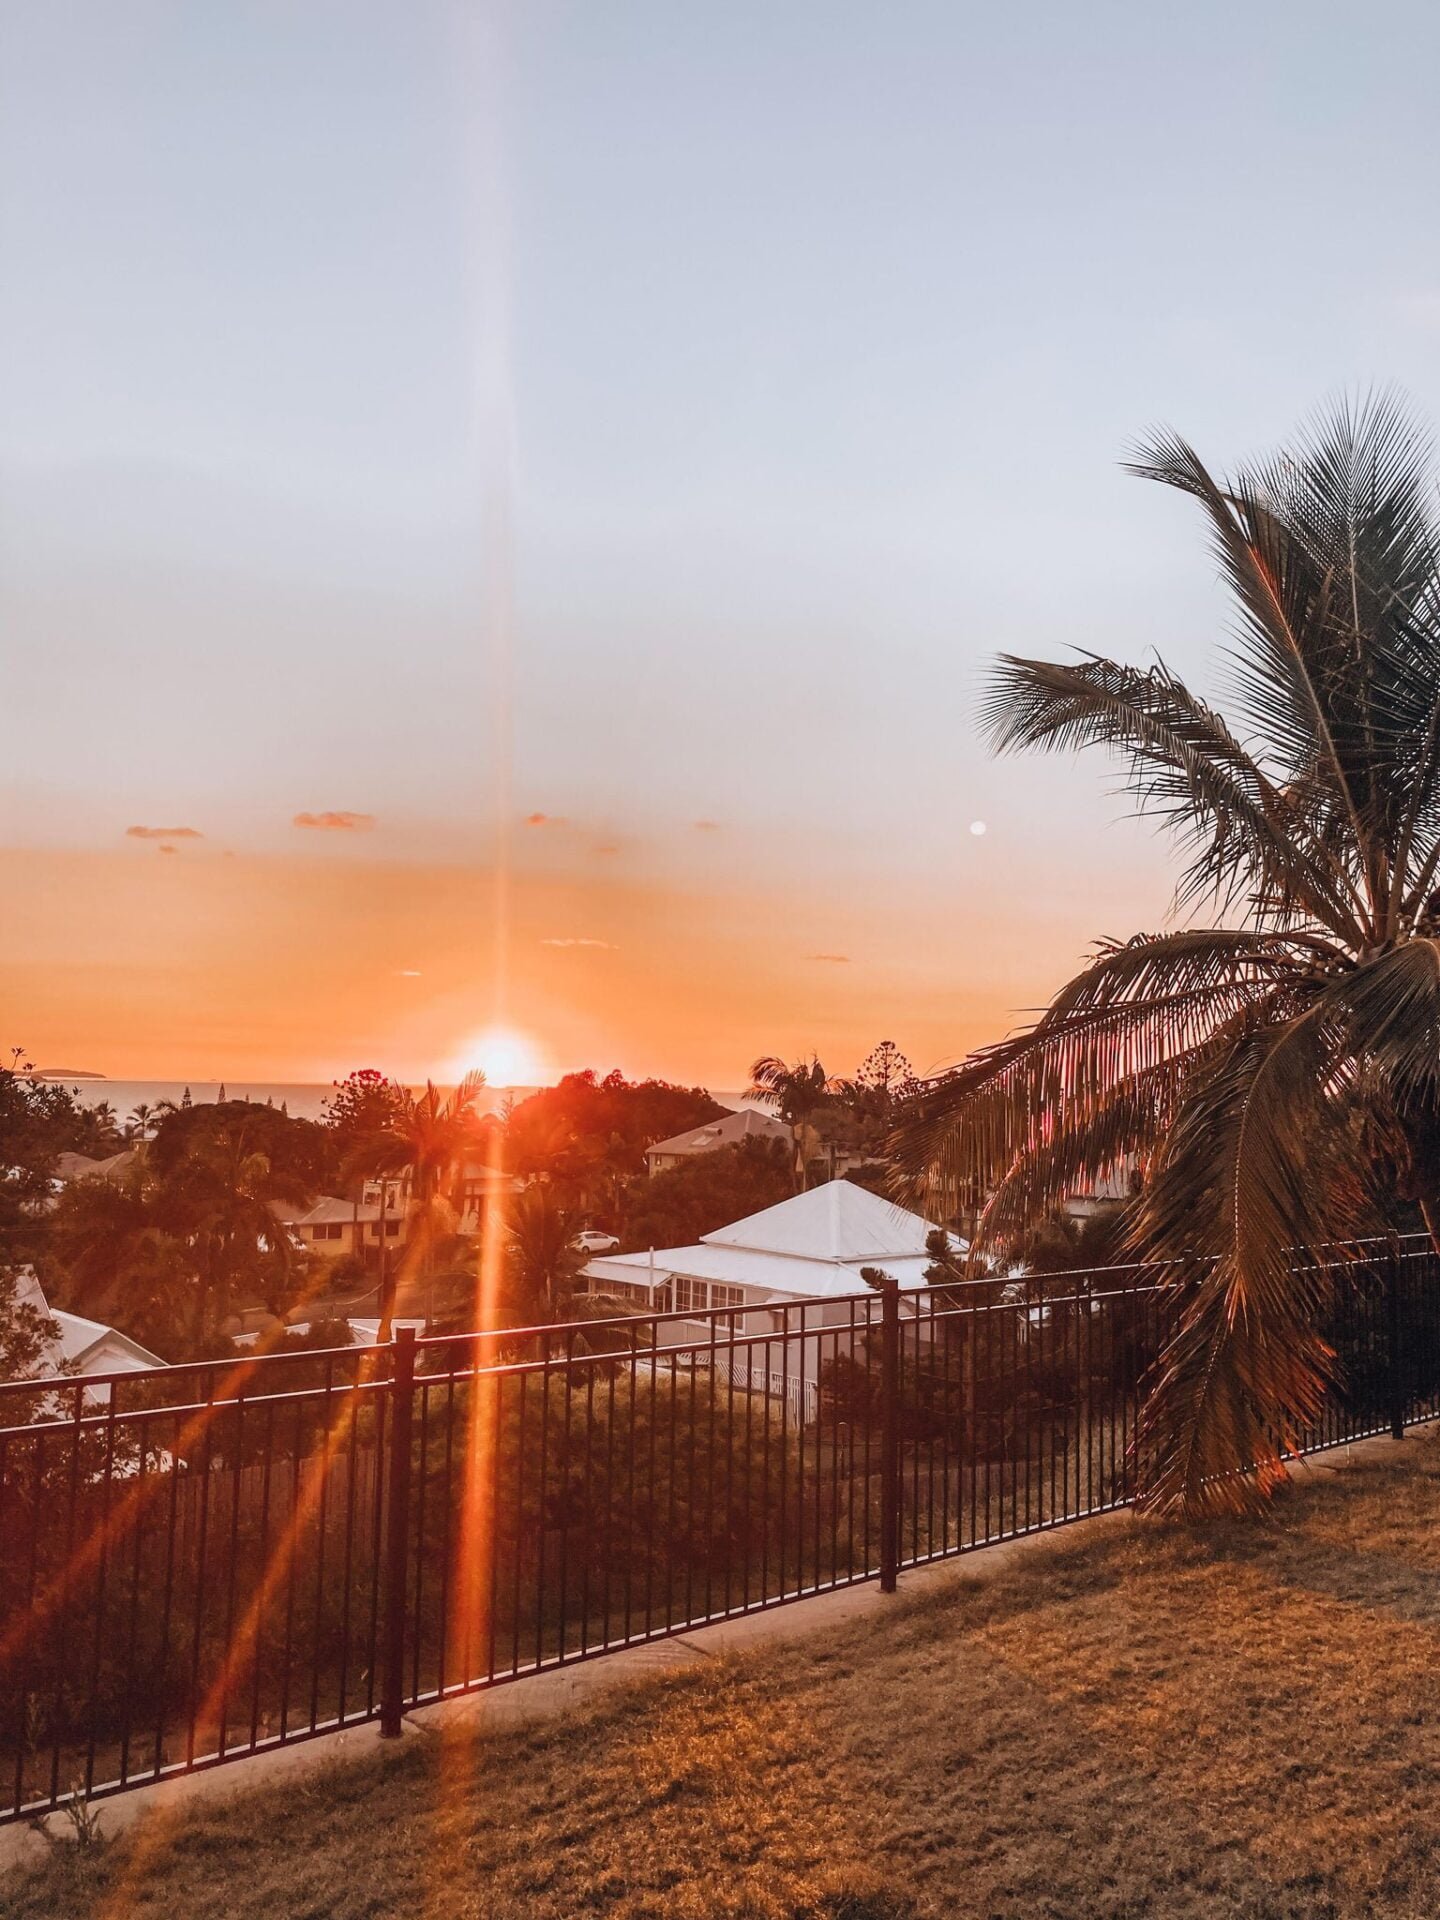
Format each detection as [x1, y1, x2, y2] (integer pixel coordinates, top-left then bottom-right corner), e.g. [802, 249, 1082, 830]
[541, 936, 617, 950]
[293, 810, 376, 832]
[525, 812, 568, 828]
[593, 843, 620, 857]
[396, 969, 423, 977]
[158, 844, 179, 856]
[692, 819, 722, 832]
[127, 824, 203, 841]
[807, 953, 851, 964]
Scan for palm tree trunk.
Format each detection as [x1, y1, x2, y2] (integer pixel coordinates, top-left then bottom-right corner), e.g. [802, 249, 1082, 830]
[1417, 1186, 1440, 1257]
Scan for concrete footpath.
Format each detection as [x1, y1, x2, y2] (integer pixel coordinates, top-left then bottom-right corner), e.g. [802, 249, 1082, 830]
[0, 1427, 1400, 1875]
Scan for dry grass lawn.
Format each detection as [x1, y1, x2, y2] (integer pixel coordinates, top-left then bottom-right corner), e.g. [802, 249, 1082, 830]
[16, 1431, 1440, 1919]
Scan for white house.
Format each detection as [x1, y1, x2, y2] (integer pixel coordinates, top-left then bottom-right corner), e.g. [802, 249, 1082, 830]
[580, 1182, 964, 1420]
[645, 1107, 792, 1175]
[582, 1179, 956, 1313]
[12, 1267, 165, 1382]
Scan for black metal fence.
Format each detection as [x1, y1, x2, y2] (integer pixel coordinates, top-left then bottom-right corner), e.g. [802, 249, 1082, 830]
[3, 1235, 1439, 1825]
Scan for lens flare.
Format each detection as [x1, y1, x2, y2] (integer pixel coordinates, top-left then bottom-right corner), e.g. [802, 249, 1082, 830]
[449, 1024, 546, 1088]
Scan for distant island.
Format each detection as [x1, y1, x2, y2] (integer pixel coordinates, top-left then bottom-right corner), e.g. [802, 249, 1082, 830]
[33, 1068, 108, 1081]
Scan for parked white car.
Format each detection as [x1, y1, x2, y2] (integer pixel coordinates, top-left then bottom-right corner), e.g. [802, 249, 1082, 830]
[572, 1228, 619, 1254]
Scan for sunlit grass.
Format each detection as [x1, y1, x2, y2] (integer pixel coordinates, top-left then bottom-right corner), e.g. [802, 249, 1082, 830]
[19, 1431, 1440, 1918]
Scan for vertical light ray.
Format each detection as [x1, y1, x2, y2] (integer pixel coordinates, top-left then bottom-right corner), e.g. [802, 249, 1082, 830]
[93, 1388, 363, 1920]
[0, 1256, 353, 1677]
[439, 0, 515, 1831]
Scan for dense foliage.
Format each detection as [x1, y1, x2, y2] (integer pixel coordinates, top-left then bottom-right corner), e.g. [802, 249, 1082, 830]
[621, 1138, 794, 1250]
[505, 1070, 724, 1218]
[2, 1039, 926, 1370]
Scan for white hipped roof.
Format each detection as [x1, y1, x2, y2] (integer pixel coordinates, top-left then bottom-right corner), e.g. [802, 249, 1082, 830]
[13, 1268, 166, 1377]
[583, 1179, 959, 1303]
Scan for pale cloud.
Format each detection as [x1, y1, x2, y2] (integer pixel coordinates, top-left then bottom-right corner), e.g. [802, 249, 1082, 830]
[158, 844, 178, 856]
[541, 936, 616, 950]
[807, 953, 851, 963]
[126, 824, 203, 840]
[396, 968, 423, 977]
[593, 843, 620, 856]
[525, 812, 567, 828]
[293, 810, 376, 832]
[1392, 292, 1440, 328]
[692, 819, 722, 832]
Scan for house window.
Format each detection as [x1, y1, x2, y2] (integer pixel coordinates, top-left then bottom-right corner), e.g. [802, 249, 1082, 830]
[312, 1223, 343, 1242]
[669, 1277, 743, 1314]
[386, 1220, 400, 1238]
[592, 1278, 650, 1306]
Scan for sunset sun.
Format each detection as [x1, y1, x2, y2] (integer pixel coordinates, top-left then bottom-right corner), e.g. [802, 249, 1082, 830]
[450, 1023, 546, 1088]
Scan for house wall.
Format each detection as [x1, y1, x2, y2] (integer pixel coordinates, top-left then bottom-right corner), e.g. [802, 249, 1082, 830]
[304, 1217, 404, 1263]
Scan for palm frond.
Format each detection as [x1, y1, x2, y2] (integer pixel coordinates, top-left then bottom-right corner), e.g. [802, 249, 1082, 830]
[969, 1055, 1189, 1250]
[982, 653, 1366, 937]
[890, 930, 1321, 1229]
[1341, 937, 1440, 1098]
[1133, 995, 1384, 1514]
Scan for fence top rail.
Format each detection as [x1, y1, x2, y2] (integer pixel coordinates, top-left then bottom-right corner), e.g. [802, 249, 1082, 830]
[0, 1370, 392, 1444]
[4, 1231, 1434, 1417]
[0, 1335, 377, 1412]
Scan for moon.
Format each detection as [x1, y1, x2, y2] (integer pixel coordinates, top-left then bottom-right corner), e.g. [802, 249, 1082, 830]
[969, 820, 988, 837]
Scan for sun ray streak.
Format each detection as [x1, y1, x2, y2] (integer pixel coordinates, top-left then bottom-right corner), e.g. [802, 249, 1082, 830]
[92, 1386, 365, 1920]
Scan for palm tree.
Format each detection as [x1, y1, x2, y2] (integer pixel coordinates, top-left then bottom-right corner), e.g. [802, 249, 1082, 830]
[747, 1055, 838, 1188]
[350, 1073, 487, 1339]
[162, 1119, 311, 1341]
[126, 1102, 155, 1142]
[87, 1101, 124, 1154]
[502, 1186, 636, 1355]
[504, 1185, 586, 1322]
[891, 394, 1440, 1517]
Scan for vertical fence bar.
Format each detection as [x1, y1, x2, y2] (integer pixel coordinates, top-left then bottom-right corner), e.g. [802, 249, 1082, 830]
[1388, 1240, 1406, 1441]
[879, 1282, 900, 1594]
[380, 1329, 417, 1739]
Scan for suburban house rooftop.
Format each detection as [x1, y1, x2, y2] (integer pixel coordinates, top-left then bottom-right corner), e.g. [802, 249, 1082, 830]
[15, 1266, 165, 1378]
[582, 1178, 958, 1304]
[645, 1106, 791, 1171]
[269, 1195, 388, 1228]
[54, 1147, 145, 1183]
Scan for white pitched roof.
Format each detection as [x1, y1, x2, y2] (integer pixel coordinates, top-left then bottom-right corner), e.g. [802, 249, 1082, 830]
[701, 1180, 934, 1262]
[583, 1179, 957, 1303]
[12, 1268, 165, 1376]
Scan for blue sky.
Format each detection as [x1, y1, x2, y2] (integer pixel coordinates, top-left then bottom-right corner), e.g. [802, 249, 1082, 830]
[6, 0, 1440, 1080]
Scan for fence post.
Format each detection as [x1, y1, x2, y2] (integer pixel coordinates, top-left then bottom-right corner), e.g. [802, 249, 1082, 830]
[879, 1282, 900, 1594]
[1387, 1240, 1406, 1442]
[380, 1326, 417, 1738]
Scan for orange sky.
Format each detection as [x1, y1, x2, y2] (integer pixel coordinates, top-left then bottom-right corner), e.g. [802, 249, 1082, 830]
[1, 832, 1174, 1088]
[12, 3, 1440, 1095]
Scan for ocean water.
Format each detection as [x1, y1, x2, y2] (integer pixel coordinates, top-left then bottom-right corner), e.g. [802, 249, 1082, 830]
[51, 1080, 534, 1124]
[53, 1079, 753, 1124]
